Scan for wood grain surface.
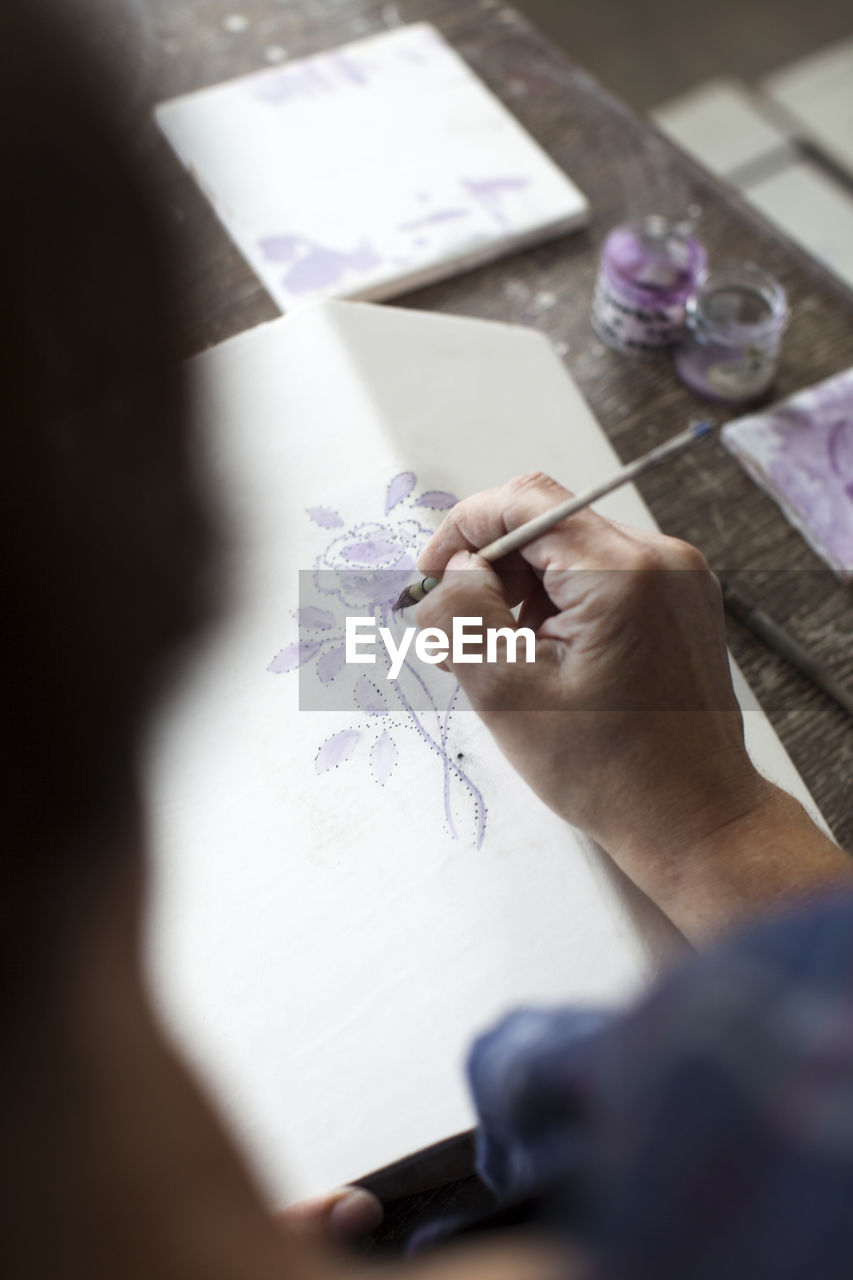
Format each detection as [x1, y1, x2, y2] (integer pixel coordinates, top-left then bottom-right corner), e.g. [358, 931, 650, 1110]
[142, 3, 851, 856]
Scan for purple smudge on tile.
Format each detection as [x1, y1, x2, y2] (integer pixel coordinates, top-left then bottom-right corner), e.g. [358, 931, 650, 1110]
[356, 675, 387, 716]
[332, 52, 368, 86]
[253, 63, 332, 106]
[281, 238, 383, 295]
[306, 506, 344, 529]
[413, 490, 458, 510]
[371, 730, 398, 784]
[342, 538, 401, 564]
[385, 471, 416, 513]
[315, 729, 360, 773]
[462, 176, 530, 226]
[827, 419, 853, 477]
[295, 606, 335, 630]
[723, 368, 853, 576]
[317, 644, 347, 683]
[268, 640, 322, 673]
[398, 208, 470, 232]
[260, 234, 302, 263]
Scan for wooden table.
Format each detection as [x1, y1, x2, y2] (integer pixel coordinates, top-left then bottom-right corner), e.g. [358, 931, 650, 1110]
[145, 0, 853, 1245]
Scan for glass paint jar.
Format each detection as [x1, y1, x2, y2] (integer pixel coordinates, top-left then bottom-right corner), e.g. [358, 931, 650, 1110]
[674, 263, 788, 404]
[592, 215, 707, 355]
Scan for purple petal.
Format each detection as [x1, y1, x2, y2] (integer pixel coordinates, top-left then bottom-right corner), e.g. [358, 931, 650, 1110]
[356, 675, 387, 716]
[371, 731, 398, 785]
[385, 471, 416, 513]
[267, 640, 322, 673]
[315, 729, 360, 773]
[342, 538, 401, 564]
[413, 490, 458, 510]
[317, 644, 347, 683]
[307, 506, 344, 529]
[295, 606, 336, 630]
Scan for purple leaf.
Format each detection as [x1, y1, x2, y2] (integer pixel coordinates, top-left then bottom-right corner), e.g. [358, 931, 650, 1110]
[413, 490, 458, 510]
[295, 606, 336, 630]
[371, 731, 398, 785]
[267, 641, 322, 674]
[317, 644, 347, 683]
[307, 506, 344, 529]
[315, 730, 360, 774]
[385, 471, 416, 513]
[356, 675, 387, 716]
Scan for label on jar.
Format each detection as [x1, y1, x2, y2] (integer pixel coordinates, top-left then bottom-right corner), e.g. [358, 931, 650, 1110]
[591, 273, 684, 355]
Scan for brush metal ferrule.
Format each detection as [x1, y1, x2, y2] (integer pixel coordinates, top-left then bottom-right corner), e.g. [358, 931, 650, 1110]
[409, 576, 439, 603]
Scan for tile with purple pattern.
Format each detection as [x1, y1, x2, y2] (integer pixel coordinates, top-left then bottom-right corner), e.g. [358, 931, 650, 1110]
[722, 368, 853, 579]
[155, 23, 588, 312]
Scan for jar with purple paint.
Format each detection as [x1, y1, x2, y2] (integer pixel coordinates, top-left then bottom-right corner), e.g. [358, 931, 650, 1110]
[674, 263, 788, 405]
[592, 215, 707, 355]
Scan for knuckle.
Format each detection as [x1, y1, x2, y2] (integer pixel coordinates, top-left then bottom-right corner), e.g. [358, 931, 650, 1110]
[662, 536, 709, 572]
[624, 543, 666, 575]
[507, 471, 566, 501]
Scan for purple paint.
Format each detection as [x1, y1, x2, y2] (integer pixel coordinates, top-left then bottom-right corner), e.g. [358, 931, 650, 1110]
[722, 368, 853, 579]
[398, 209, 470, 231]
[462, 176, 530, 226]
[306, 506, 344, 529]
[413, 490, 458, 510]
[828, 419, 853, 477]
[268, 472, 489, 845]
[332, 53, 368, 86]
[315, 730, 361, 773]
[593, 216, 707, 355]
[371, 730, 398, 785]
[356, 675, 387, 716]
[267, 640, 323, 673]
[259, 234, 382, 296]
[253, 64, 333, 107]
[317, 644, 347, 683]
[385, 471, 416, 513]
[295, 607, 335, 630]
[341, 538, 402, 564]
[674, 264, 787, 403]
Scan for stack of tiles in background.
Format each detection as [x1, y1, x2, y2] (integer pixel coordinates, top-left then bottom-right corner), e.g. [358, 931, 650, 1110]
[722, 369, 853, 581]
[155, 23, 589, 312]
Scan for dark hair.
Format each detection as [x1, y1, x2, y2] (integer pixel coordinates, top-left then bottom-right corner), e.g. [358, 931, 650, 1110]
[0, 0, 215, 994]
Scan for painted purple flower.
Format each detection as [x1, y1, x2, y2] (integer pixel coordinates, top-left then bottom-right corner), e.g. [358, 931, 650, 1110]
[267, 473, 485, 846]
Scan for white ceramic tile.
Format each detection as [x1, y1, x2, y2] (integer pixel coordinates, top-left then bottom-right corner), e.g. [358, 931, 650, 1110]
[156, 23, 588, 312]
[652, 77, 794, 177]
[743, 159, 853, 288]
[762, 36, 853, 178]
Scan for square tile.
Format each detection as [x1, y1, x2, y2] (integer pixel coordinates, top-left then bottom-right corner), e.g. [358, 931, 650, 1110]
[652, 77, 794, 178]
[762, 36, 853, 179]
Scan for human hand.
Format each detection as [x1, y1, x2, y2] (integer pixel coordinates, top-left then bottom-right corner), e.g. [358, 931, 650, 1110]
[279, 1186, 384, 1242]
[416, 473, 848, 940]
[279, 1186, 581, 1279]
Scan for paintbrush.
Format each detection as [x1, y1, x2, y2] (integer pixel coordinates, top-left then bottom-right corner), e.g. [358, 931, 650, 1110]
[393, 418, 715, 610]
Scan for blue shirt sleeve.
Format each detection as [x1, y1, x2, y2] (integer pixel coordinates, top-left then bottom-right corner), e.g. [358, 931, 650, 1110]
[466, 889, 853, 1279]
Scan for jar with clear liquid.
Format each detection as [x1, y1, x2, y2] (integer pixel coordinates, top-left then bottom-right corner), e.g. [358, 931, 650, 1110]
[674, 263, 789, 404]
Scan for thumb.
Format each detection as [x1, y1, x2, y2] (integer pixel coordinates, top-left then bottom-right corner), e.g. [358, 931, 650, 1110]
[414, 550, 537, 709]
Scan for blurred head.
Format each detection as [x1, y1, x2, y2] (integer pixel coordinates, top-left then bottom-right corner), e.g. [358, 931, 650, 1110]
[0, 0, 215, 1012]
